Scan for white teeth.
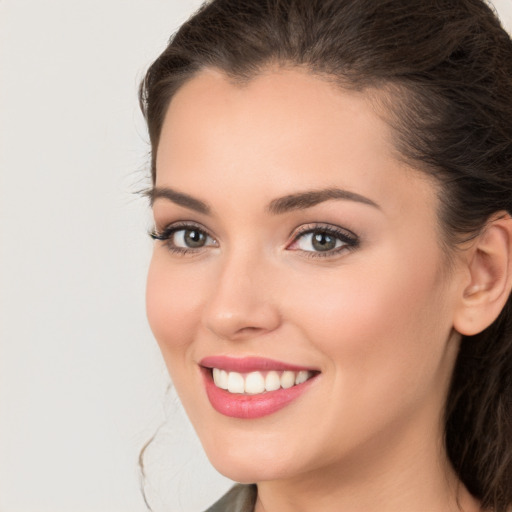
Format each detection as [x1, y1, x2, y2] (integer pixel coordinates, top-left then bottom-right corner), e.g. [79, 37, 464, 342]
[280, 371, 295, 389]
[212, 368, 228, 389]
[265, 371, 281, 391]
[219, 369, 229, 389]
[213, 369, 314, 394]
[245, 372, 265, 394]
[227, 372, 245, 394]
[295, 370, 309, 385]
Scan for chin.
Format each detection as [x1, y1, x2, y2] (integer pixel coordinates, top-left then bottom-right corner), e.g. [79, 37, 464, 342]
[202, 437, 298, 484]
[209, 456, 285, 484]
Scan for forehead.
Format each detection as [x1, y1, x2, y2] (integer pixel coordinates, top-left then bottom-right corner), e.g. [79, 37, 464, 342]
[157, 67, 393, 170]
[155, 67, 437, 222]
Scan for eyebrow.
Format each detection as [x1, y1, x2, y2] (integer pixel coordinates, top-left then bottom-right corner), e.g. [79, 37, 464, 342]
[266, 188, 380, 214]
[148, 186, 380, 215]
[148, 187, 211, 214]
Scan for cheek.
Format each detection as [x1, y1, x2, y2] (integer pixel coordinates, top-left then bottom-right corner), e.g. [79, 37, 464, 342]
[146, 254, 205, 354]
[283, 246, 452, 395]
[275, 253, 454, 457]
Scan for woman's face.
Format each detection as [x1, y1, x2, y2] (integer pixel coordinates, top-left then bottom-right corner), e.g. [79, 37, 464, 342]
[146, 68, 464, 484]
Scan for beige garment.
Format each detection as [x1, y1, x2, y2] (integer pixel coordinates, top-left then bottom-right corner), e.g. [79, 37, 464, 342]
[205, 484, 257, 512]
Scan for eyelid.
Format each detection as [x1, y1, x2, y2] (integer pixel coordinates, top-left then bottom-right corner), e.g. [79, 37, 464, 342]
[289, 223, 358, 240]
[150, 220, 215, 238]
[149, 221, 218, 254]
[149, 221, 359, 258]
[287, 223, 360, 257]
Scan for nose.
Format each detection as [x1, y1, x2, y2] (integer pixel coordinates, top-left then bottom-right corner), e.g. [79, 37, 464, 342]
[202, 251, 281, 341]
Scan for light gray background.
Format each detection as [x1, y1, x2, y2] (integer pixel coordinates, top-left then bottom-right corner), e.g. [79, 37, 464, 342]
[1, 1, 511, 511]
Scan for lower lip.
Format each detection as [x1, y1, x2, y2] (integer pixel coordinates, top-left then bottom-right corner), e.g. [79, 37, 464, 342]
[202, 368, 318, 419]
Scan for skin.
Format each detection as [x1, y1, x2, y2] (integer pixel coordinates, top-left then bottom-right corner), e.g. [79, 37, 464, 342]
[146, 68, 484, 511]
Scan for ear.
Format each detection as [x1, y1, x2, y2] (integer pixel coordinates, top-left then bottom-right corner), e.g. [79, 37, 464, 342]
[453, 212, 512, 336]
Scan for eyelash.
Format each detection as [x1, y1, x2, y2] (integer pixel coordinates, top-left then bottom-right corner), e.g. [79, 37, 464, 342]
[290, 224, 359, 258]
[149, 222, 359, 259]
[149, 221, 214, 256]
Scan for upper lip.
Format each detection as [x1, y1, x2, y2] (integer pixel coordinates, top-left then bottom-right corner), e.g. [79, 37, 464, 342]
[199, 355, 319, 373]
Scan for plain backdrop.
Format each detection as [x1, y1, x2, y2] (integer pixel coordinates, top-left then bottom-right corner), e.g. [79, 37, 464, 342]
[1, 1, 511, 511]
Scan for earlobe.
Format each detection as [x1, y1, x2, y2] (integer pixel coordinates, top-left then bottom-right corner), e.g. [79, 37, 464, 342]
[453, 212, 512, 336]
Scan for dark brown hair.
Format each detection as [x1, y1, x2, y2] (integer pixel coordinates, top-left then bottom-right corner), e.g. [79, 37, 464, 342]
[139, 1, 512, 509]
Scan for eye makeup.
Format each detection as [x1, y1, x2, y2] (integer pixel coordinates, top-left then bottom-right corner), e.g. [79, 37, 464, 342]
[149, 221, 217, 256]
[286, 223, 360, 259]
[150, 220, 360, 259]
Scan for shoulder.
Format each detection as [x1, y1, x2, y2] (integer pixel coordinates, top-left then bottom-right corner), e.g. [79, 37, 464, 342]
[204, 484, 257, 512]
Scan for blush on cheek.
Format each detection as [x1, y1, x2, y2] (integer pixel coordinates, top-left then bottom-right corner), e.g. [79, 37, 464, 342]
[288, 248, 447, 369]
[146, 264, 199, 350]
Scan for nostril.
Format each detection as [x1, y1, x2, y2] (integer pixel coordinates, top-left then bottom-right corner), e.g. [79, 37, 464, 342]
[226, 325, 270, 341]
[239, 326, 261, 334]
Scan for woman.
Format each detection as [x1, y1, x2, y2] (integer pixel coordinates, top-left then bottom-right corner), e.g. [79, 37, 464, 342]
[140, 0, 512, 511]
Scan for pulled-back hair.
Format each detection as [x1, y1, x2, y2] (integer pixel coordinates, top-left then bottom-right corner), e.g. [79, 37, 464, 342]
[139, 1, 512, 509]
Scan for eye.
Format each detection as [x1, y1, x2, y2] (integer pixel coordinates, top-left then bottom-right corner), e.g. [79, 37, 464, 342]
[296, 231, 341, 252]
[173, 228, 210, 248]
[150, 223, 218, 254]
[288, 225, 359, 257]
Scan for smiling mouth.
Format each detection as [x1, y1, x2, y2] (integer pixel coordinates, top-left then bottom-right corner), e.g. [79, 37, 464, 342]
[199, 356, 320, 418]
[210, 368, 316, 395]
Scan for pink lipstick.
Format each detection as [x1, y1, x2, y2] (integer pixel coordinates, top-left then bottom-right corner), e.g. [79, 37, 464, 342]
[200, 356, 319, 419]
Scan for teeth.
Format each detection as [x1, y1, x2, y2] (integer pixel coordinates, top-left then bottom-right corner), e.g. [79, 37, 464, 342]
[227, 371, 245, 394]
[281, 371, 295, 389]
[212, 369, 313, 394]
[295, 370, 309, 385]
[245, 372, 265, 394]
[212, 368, 228, 389]
[265, 371, 281, 391]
